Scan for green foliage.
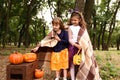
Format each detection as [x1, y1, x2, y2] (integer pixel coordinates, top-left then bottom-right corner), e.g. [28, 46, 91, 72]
[95, 50, 120, 80]
[109, 21, 120, 45]
[92, 0, 120, 50]
[100, 62, 119, 79]
[30, 17, 48, 44]
[0, 0, 75, 47]
[46, 0, 74, 18]
[0, 0, 50, 47]
[0, 0, 119, 48]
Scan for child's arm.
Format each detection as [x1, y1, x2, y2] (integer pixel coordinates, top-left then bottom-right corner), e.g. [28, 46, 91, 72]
[54, 35, 61, 41]
[54, 30, 68, 43]
[31, 30, 56, 52]
[47, 30, 56, 38]
[60, 31, 68, 43]
[68, 28, 81, 49]
[68, 28, 75, 45]
[74, 43, 82, 50]
[31, 42, 41, 53]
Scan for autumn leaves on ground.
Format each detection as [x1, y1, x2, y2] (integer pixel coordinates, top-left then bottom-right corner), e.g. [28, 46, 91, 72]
[0, 47, 120, 80]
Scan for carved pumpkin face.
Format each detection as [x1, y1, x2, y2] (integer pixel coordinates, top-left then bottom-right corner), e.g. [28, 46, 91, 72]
[9, 52, 23, 64]
[35, 69, 44, 79]
[23, 53, 37, 62]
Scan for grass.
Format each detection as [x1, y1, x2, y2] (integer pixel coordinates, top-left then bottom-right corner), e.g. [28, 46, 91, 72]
[0, 47, 120, 80]
[94, 50, 120, 80]
[0, 47, 32, 55]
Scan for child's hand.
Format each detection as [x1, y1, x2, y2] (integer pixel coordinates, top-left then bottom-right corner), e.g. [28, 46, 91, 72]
[31, 47, 39, 53]
[48, 30, 56, 38]
[74, 43, 81, 50]
[54, 35, 61, 41]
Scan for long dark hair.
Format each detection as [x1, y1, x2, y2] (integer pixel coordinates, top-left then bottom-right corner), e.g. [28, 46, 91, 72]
[68, 11, 87, 29]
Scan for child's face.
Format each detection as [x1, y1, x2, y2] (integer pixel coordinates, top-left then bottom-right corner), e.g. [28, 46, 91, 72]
[52, 23, 60, 32]
[71, 16, 80, 26]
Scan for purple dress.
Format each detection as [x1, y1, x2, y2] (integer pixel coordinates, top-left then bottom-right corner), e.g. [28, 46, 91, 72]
[68, 44, 78, 67]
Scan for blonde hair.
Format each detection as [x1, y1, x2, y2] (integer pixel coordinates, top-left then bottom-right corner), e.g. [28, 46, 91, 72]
[68, 11, 87, 29]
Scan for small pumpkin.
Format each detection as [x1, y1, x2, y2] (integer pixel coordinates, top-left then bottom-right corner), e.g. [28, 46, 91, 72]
[35, 69, 44, 79]
[23, 53, 37, 62]
[9, 52, 23, 64]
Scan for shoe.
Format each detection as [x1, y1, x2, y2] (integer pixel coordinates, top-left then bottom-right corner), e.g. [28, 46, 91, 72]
[63, 78, 67, 80]
[55, 77, 59, 80]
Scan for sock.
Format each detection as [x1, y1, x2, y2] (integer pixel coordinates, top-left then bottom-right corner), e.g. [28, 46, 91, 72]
[63, 77, 67, 80]
[55, 77, 59, 80]
[70, 64, 75, 80]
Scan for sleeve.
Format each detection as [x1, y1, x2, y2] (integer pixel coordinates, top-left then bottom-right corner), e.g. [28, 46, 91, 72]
[68, 27, 75, 45]
[59, 30, 69, 44]
[43, 30, 56, 39]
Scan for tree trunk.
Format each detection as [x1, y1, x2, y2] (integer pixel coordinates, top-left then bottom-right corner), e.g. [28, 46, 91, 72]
[92, 9, 97, 50]
[74, 0, 85, 13]
[116, 36, 120, 50]
[23, 2, 31, 48]
[56, 0, 62, 17]
[23, 0, 35, 48]
[84, 0, 94, 29]
[102, 22, 107, 50]
[101, 0, 111, 50]
[2, 0, 12, 48]
[106, 1, 120, 49]
[97, 24, 102, 50]
[18, 24, 25, 47]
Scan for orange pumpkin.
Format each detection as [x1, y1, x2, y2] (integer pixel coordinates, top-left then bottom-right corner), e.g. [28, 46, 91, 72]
[9, 52, 23, 64]
[35, 69, 44, 79]
[23, 53, 37, 62]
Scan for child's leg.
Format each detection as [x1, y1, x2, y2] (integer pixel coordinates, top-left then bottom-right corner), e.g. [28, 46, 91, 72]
[63, 69, 67, 80]
[55, 70, 60, 80]
[70, 64, 75, 80]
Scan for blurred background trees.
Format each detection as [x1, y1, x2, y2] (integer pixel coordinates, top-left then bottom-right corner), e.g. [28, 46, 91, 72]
[0, 0, 120, 50]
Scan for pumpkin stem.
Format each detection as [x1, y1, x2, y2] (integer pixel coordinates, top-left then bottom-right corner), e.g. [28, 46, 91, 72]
[13, 51, 17, 54]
